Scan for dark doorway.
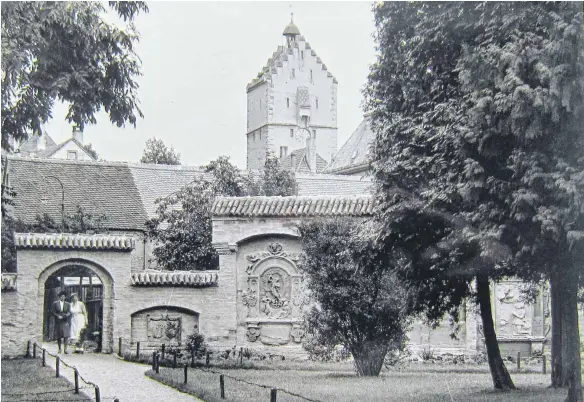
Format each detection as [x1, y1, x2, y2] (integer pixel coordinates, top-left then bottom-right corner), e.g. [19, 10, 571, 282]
[43, 265, 104, 351]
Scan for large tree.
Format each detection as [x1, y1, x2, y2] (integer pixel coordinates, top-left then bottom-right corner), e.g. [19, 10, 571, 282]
[366, 2, 583, 398]
[1, 1, 148, 150]
[140, 137, 181, 165]
[298, 218, 411, 377]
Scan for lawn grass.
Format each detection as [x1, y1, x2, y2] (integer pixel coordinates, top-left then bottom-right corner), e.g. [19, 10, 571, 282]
[1, 358, 91, 401]
[146, 362, 569, 402]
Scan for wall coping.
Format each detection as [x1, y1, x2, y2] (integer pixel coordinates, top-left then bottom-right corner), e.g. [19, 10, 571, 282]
[212, 195, 373, 217]
[130, 270, 219, 287]
[1, 273, 17, 291]
[14, 233, 134, 251]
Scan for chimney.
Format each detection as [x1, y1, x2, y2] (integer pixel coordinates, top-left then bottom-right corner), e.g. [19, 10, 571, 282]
[72, 125, 83, 144]
[306, 132, 317, 173]
[290, 153, 296, 172]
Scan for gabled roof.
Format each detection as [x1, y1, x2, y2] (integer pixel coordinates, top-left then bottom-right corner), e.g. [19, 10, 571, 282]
[44, 138, 97, 161]
[280, 147, 327, 174]
[325, 117, 375, 174]
[16, 133, 58, 157]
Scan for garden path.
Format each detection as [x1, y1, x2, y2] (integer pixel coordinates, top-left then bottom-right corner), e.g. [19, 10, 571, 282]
[42, 342, 200, 402]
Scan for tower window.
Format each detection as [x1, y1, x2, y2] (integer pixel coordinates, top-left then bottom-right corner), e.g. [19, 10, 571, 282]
[310, 70, 313, 83]
[291, 69, 295, 79]
[67, 150, 78, 160]
[260, 99, 262, 109]
[286, 98, 290, 108]
[253, 132, 256, 142]
[290, 128, 294, 138]
[301, 50, 304, 59]
[316, 97, 319, 109]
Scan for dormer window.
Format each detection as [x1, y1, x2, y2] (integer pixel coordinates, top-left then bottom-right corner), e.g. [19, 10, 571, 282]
[67, 150, 78, 160]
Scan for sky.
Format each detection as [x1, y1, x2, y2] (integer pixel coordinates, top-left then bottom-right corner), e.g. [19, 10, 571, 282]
[44, 1, 378, 168]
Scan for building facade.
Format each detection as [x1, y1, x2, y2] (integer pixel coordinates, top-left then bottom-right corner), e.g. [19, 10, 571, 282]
[246, 16, 338, 171]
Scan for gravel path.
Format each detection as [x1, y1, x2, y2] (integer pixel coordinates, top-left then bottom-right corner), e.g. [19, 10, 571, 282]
[42, 342, 200, 402]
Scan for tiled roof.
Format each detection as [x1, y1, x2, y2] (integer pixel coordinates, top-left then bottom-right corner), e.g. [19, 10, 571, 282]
[325, 117, 375, 174]
[1, 273, 17, 291]
[295, 173, 373, 196]
[131, 271, 219, 287]
[5, 157, 148, 231]
[212, 195, 373, 217]
[128, 164, 212, 219]
[14, 233, 134, 250]
[280, 148, 327, 173]
[16, 133, 58, 157]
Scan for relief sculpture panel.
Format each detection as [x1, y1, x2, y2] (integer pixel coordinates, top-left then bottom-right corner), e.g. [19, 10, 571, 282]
[495, 282, 533, 338]
[242, 242, 307, 346]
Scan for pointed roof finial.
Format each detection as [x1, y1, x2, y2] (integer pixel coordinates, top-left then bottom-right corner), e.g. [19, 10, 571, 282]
[283, 11, 300, 36]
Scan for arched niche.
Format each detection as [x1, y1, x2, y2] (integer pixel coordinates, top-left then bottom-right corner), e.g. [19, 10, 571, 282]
[38, 258, 114, 353]
[131, 306, 200, 346]
[240, 241, 308, 346]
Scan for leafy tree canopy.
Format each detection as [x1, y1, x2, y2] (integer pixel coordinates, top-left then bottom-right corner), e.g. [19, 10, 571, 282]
[299, 218, 411, 377]
[140, 137, 181, 165]
[1, 1, 148, 150]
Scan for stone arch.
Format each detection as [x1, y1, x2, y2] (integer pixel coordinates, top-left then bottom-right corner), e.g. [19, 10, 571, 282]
[236, 232, 300, 247]
[38, 258, 115, 353]
[130, 305, 200, 346]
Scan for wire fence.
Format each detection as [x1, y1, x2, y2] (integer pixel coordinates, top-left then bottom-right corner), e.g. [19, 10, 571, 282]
[125, 340, 324, 402]
[0, 341, 119, 402]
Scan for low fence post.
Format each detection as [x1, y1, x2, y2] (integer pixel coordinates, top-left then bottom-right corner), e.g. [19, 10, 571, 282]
[26, 340, 31, 358]
[56, 356, 60, 378]
[184, 364, 188, 384]
[155, 353, 160, 374]
[517, 352, 521, 371]
[42, 349, 46, 367]
[543, 355, 547, 374]
[118, 337, 122, 356]
[206, 351, 210, 366]
[240, 347, 243, 365]
[33, 343, 37, 359]
[220, 374, 225, 399]
[152, 352, 157, 370]
[191, 349, 195, 368]
[173, 351, 177, 368]
[95, 385, 101, 402]
[74, 368, 79, 394]
[270, 388, 277, 402]
[161, 344, 165, 361]
[136, 341, 141, 359]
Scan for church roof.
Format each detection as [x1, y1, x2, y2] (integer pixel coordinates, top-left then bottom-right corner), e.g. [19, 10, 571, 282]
[4, 156, 371, 232]
[324, 116, 375, 175]
[16, 133, 58, 157]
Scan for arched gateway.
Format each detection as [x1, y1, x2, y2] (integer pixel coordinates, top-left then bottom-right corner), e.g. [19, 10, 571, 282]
[2, 233, 132, 355]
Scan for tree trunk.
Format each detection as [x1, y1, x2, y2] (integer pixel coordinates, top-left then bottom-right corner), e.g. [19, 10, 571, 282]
[550, 274, 571, 388]
[476, 274, 516, 390]
[351, 341, 389, 377]
[563, 270, 583, 402]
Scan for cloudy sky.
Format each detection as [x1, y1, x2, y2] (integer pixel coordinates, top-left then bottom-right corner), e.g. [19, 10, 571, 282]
[44, 2, 378, 168]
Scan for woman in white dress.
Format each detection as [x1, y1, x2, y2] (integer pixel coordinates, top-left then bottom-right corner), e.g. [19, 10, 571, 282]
[69, 294, 88, 351]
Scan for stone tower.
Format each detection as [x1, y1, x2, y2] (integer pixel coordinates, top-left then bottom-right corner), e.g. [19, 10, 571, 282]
[246, 15, 338, 171]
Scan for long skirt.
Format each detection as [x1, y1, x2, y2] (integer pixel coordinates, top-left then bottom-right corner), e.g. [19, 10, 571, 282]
[70, 313, 86, 341]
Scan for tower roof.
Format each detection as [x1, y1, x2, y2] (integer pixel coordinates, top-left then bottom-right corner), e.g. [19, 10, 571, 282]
[283, 14, 300, 36]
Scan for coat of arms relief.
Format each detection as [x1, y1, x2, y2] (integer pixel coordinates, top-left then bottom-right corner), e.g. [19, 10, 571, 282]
[242, 242, 308, 345]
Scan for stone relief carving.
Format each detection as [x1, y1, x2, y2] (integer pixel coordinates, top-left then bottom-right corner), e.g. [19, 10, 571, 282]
[245, 242, 300, 275]
[147, 314, 182, 343]
[260, 267, 291, 319]
[496, 283, 532, 337]
[246, 323, 261, 342]
[242, 242, 307, 344]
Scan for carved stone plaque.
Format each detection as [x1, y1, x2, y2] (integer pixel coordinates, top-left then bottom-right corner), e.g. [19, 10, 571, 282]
[147, 314, 182, 343]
